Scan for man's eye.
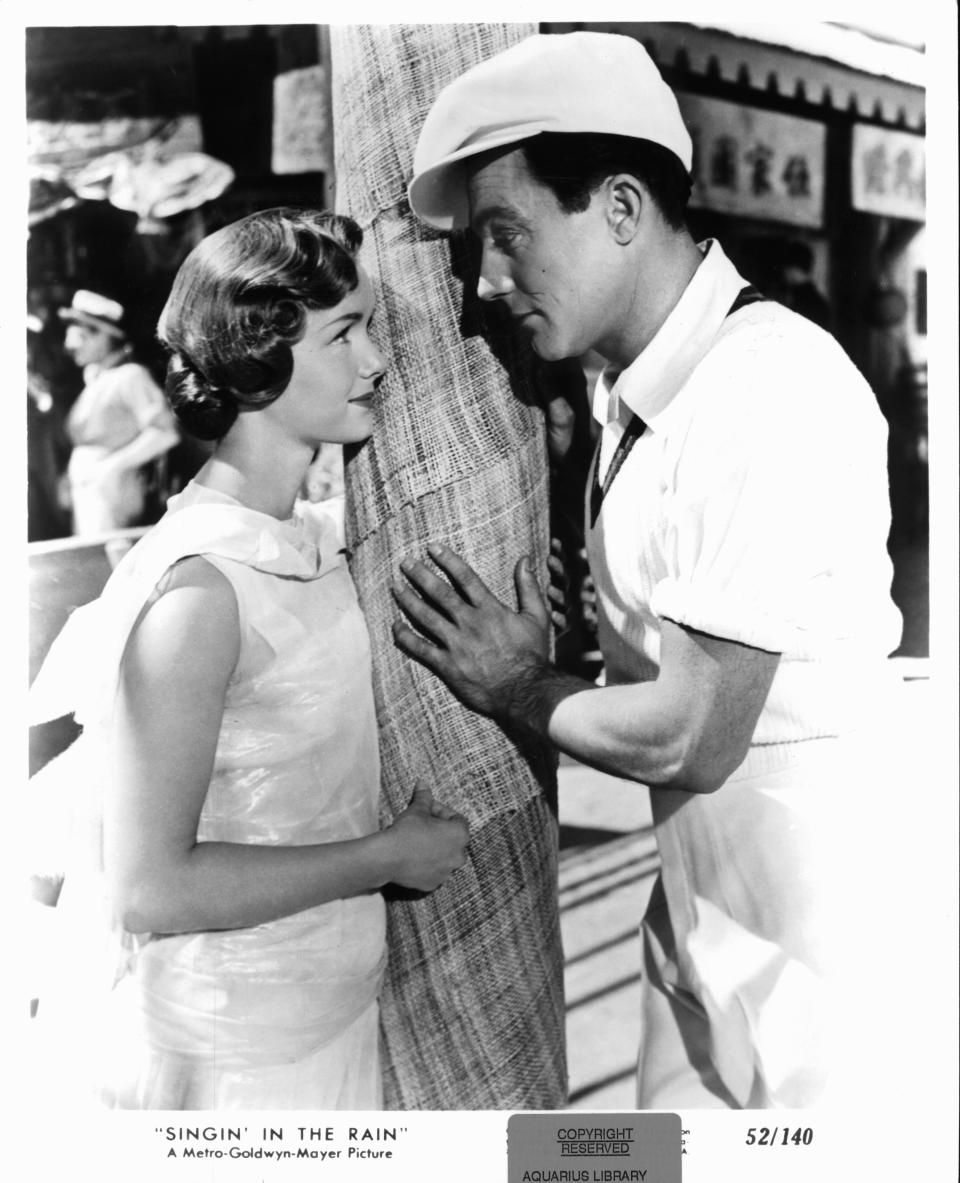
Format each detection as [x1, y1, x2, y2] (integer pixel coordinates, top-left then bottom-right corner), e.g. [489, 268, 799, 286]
[490, 227, 519, 247]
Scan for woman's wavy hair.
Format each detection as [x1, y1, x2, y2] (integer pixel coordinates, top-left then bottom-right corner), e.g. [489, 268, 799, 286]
[158, 208, 363, 440]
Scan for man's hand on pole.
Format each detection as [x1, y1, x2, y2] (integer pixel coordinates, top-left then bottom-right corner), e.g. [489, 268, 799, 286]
[392, 545, 552, 722]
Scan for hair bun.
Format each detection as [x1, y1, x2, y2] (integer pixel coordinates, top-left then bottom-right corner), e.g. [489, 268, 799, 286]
[165, 352, 238, 441]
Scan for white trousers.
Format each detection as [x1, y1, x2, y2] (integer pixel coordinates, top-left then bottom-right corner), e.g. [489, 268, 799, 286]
[636, 728, 906, 1110]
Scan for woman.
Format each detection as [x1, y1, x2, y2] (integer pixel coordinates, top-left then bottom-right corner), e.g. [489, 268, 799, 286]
[59, 289, 179, 536]
[30, 208, 470, 1110]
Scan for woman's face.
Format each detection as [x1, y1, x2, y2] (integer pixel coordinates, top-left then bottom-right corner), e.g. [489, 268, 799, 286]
[266, 266, 386, 448]
[64, 322, 118, 369]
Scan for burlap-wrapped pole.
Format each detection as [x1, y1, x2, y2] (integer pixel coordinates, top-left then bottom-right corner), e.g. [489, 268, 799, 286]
[331, 24, 567, 1109]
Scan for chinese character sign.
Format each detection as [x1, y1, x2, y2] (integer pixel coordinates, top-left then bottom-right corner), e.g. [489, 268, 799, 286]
[851, 124, 925, 221]
[678, 94, 826, 228]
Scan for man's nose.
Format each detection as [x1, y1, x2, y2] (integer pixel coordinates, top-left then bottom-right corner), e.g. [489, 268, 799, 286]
[476, 257, 516, 302]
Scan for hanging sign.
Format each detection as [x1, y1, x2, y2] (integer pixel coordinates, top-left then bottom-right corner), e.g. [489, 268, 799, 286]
[851, 124, 925, 221]
[678, 93, 826, 228]
[272, 65, 331, 175]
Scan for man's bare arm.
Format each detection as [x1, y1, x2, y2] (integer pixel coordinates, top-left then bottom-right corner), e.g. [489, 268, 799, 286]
[393, 545, 779, 794]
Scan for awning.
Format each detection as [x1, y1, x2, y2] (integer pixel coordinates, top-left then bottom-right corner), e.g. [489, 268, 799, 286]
[688, 21, 925, 87]
[568, 21, 925, 131]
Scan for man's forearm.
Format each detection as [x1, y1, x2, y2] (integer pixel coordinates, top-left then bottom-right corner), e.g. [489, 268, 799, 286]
[497, 662, 692, 790]
[546, 680, 693, 787]
[509, 623, 778, 794]
[493, 655, 594, 741]
[391, 548, 775, 795]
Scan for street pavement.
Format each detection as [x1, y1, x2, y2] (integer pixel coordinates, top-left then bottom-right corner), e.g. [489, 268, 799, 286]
[557, 758, 657, 1109]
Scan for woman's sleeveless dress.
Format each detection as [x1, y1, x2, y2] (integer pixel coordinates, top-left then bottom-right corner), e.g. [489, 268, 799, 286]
[29, 482, 387, 1109]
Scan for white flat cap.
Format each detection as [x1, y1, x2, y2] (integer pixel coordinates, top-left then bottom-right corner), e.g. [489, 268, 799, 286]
[58, 289, 127, 336]
[408, 32, 693, 230]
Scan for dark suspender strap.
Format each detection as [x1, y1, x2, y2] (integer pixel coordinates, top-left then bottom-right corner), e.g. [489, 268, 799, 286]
[588, 284, 766, 528]
[726, 283, 765, 316]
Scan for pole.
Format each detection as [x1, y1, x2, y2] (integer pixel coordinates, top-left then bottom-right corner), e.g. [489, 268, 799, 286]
[331, 22, 567, 1109]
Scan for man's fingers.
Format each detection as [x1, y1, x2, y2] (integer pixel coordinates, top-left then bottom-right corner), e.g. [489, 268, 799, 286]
[392, 619, 454, 679]
[392, 581, 454, 645]
[514, 556, 549, 626]
[398, 558, 467, 620]
[425, 545, 500, 609]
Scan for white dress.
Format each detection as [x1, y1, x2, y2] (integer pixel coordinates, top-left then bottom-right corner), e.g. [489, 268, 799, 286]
[29, 482, 387, 1110]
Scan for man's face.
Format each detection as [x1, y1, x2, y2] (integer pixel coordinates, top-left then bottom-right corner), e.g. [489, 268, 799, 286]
[466, 148, 612, 362]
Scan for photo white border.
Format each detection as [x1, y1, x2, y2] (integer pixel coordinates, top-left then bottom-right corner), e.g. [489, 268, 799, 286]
[4, 4, 956, 1179]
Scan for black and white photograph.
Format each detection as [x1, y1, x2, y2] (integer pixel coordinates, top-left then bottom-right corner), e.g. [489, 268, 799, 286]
[7, 5, 958, 1181]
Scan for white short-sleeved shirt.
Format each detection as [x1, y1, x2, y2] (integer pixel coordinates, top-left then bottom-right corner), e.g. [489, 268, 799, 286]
[586, 239, 902, 744]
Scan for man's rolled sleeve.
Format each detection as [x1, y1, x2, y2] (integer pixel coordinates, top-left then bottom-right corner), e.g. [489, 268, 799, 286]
[650, 343, 837, 661]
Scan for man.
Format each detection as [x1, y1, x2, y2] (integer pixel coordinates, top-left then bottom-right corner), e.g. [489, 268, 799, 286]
[60, 289, 179, 536]
[394, 32, 903, 1108]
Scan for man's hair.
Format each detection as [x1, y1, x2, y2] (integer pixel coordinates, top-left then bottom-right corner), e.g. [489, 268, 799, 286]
[521, 132, 691, 230]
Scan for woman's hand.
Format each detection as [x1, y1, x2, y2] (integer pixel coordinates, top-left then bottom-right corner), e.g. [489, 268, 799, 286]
[383, 782, 470, 892]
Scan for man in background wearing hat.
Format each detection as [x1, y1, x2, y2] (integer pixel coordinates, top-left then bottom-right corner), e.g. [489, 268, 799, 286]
[60, 290, 179, 536]
[394, 32, 903, 1109]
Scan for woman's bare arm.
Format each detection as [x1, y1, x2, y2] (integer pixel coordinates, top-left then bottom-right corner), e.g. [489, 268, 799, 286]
[105, 557, 468, 935]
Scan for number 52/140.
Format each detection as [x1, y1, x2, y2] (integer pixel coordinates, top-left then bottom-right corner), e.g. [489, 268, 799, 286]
[746, 1127, 814, 1146]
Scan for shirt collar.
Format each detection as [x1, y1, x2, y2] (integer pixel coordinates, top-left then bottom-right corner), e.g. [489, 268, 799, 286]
[591, 239, 747, 431]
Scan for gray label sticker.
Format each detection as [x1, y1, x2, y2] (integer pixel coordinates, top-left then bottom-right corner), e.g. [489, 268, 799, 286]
[507, 1113, 682, 1183]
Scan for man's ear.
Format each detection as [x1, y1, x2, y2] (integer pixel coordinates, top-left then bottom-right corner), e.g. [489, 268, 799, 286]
[603, 174, 644, 244]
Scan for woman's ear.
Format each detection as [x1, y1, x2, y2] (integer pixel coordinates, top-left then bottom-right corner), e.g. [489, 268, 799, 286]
[603, 174, 644, 244]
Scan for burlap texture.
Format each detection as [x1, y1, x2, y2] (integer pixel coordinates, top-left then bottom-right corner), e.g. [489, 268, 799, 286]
[332, 23, 567, 1108]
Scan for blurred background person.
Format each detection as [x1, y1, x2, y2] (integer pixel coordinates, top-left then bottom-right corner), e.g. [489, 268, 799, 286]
[776, 239, 832, 332]
[59, 289, 179, 536]
[27, 313, 71, 542]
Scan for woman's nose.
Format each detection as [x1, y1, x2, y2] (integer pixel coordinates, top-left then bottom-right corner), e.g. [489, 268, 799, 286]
[363, 341, 387, 379]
